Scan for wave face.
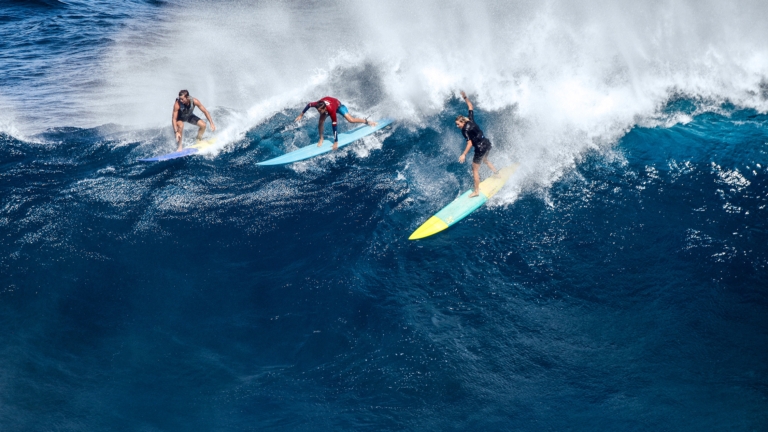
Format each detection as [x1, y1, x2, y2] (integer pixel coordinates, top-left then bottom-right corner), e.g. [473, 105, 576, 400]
[1, 1, 767, 430]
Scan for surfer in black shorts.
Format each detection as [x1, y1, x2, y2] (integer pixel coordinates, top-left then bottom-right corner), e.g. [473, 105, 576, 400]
[172, 90, 216, 151]
[455, 91, 498, 197]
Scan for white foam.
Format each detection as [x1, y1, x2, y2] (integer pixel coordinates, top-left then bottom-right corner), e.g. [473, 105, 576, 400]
[24, 1, 768, 198]
[712, 163, 751, 191]
[0, 96, 33, 141]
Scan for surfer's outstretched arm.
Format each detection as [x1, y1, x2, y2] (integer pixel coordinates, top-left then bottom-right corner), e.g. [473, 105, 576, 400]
[296, 102, 313, 122]
[461, 91, 474, 111]
[297, 100, 327, 122]
[194, 99, 216, 132]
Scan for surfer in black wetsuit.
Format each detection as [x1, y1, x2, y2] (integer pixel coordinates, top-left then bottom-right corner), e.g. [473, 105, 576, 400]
[455, 91, 498, 197]
[172, 90, 216, 151]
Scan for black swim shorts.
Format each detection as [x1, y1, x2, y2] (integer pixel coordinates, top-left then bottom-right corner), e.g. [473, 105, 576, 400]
[472, 138, 491, 164]
[179, 114, 202, 126]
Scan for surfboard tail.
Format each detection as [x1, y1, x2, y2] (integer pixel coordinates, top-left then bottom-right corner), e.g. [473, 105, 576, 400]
[138, 137, 218, 162]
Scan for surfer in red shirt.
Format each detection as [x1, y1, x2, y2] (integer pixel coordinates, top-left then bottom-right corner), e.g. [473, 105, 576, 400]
[295, 96, 376, 150]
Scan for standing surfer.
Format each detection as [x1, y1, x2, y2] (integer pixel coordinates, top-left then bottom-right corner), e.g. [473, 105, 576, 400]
[172, 90, 216, 151]
[456, 91, 498, 197]
[295, 96, 376, 151]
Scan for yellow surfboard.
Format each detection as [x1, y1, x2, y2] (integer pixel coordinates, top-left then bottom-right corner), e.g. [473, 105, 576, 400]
[409, 164, 520, 240]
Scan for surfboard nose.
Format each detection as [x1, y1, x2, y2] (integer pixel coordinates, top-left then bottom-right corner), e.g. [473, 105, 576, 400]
[409, 216, 449, 240]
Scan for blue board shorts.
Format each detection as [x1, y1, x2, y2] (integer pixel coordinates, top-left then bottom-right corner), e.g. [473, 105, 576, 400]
[336, 105, 349, 116]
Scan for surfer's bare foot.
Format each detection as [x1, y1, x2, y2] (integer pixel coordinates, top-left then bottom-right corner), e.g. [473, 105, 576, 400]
[332, 142, 338, 151]
[365, 120, 377, 127]
[317, 142, 323, 147]
[176, 146, 183, 152]
[469, 191, 480, 198]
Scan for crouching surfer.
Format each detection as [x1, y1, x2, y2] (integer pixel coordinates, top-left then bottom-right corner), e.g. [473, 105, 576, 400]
[455, 91, 498, 197]
[172, 90, 216, 151]
[294, 96, 376, 151]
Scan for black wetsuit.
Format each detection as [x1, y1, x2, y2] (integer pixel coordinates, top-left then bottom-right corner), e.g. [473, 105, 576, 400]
[177, 98, 201, 125]
[461, 109, 491, 163]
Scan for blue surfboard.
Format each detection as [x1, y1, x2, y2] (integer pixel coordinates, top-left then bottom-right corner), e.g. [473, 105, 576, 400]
[138, 137, 218, 162]
[409, 164, 520, 240]
[257, 118, 393, 166]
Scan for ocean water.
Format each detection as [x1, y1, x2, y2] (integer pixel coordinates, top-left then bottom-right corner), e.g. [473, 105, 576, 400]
[1, 1, 767, 430]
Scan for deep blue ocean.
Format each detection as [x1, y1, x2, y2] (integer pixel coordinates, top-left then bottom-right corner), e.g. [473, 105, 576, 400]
[1, 1, 767, 430]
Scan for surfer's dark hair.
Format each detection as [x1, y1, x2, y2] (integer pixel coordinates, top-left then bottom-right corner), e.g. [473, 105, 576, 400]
[178, 90, 190, 97]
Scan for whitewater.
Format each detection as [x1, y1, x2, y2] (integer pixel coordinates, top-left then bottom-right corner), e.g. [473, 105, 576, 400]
[1, 0, 766, 430]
